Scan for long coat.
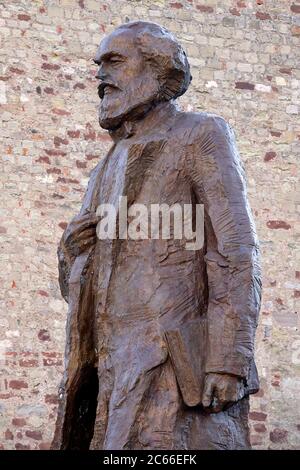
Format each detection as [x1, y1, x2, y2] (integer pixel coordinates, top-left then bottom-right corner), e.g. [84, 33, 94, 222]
[52, 101, 261, 450]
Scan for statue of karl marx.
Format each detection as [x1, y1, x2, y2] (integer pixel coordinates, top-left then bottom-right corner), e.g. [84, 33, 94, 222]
[52, 21, 262, 450]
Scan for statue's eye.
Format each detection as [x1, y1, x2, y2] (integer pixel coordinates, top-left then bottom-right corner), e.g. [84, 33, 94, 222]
[109, 57, 123, 65]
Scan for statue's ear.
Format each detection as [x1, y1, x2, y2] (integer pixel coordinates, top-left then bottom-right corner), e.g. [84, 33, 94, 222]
[136, 29, 191, 101]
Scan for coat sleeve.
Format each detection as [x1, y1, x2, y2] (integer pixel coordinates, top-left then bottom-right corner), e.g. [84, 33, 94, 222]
[57, 159, 104, 302]
[52, 157, 106, 450]
[186, 115, 262, 380]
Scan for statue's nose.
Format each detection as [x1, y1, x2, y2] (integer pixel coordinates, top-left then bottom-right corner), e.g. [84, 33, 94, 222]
[95, 65, 106, 81]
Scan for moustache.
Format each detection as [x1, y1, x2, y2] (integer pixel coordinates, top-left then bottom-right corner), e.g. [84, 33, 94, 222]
[98, 81, 120, 99]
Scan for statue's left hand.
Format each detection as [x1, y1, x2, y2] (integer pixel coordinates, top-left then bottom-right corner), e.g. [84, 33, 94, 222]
[202, 373, 245, 413]
[63, 213, 100, 258]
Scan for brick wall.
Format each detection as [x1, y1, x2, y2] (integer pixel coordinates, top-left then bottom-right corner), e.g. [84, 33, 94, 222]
[0, 0, 299, 450]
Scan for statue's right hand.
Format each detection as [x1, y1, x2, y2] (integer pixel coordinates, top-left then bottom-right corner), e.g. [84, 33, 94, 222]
[62, 212, 99, 258]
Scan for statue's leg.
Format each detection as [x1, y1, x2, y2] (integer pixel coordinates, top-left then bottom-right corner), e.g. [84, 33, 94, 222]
[90, 354, 251, 450]
[183, 396, 251, 450]
[132, 359, 251, 450]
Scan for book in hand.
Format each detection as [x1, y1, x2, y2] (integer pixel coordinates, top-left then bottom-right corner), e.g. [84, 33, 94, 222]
[164, 316, 207, 407]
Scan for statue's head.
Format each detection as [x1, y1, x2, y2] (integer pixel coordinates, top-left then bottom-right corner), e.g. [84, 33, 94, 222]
[94, 21, 191, 130]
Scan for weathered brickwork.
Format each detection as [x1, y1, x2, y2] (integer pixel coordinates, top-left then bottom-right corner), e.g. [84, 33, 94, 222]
[0, 0, 299, 450]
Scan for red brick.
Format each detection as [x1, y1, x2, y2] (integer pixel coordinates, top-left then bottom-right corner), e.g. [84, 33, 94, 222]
[57, 177, 80, 184]
[38, 290, 49, 297]
[270, 428, 288, 443]
[67, 130, 80, 138]
[76, 160, 87, 169]
[86, 154, 98, 160]
[19, 359, 38, 367]
[264, 151, 276, 162]
[295, 271, 300, 279]
[291, 4, 300, 13]
[0, 393, 13, 399]
[42, 352, 62, 366]
[235, 82, 255, 90]
[18, 14, 31, 21]
[9, 66, 25, 75]
[54, 136, 69, 147]
[43, 358, 63, 366]
[15, 443, 30, 450]
[45, 394, 59, 405]
[12, 418, 27, 427]
[254, 423, 267, 433]
[270, 130, 281, 137]
[279, 68, 292, 75]
[38, 329, 51, 341]
[196, 5, 214, 13]
[25, 430, 42, 440]
[9, 380, 28, 390]
[39, 442, 51, 450]
[42, 63, 60, 71]
[36, 156, 50, 164]
[5, 429, 14, 440]
[249, 411, 267, 421]
[169, 2, 183, 8]
[47, 167, 62, 175]
[256, 11, 271, 20]
[45, 149, 67, 157]
[267, 220, 291, 230]
[74, 83, 86, 90]
[59, 222, 68, 230]
[51, 108, 70, 116]
[294, 290, 300, 298]
[44, 87, 54, 94]
[42, 352, 60, 357]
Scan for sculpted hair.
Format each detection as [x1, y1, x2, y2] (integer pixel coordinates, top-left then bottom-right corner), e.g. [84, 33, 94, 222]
[116, 21, 192, 101]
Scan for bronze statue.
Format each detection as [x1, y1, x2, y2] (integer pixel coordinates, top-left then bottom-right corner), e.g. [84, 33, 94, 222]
[52, 21, 261, 450]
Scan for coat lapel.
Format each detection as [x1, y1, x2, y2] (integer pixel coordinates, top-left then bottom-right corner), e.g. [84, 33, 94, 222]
[122, 138, 167, 208]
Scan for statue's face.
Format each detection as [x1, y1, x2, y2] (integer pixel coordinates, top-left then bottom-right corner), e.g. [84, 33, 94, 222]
[94, 29, 159, 130]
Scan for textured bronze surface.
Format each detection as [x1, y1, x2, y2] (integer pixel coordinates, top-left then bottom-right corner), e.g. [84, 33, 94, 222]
[52, 21, 262, 450]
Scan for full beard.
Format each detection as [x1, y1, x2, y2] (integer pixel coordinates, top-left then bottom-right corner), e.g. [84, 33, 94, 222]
[99, 77, 160, 131]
